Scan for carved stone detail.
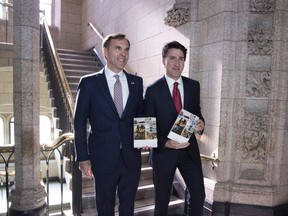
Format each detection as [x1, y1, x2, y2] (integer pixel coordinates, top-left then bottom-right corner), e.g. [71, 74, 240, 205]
[248, 26, 274, 55]
[250, 0, 275, 12]
[246, 71, 271, 97]
[164, 8, 189, 27]
[242, 113, 268, 162]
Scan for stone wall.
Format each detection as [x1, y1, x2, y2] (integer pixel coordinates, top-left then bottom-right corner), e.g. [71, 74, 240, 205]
[81, 0, 191, 87]
[56, 0, 82, 50]
[80, 0, 288, 211]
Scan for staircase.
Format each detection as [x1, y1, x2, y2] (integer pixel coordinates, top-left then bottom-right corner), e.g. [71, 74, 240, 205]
[57, 48, 104, 98]
[56, 48, 185, 215]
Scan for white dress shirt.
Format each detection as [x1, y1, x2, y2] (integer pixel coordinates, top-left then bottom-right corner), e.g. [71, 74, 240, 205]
[165, 74, 184, 107]
[105, 66, 129, 109]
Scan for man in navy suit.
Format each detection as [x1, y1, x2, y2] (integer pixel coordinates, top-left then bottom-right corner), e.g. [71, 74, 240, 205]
[144, 41, 206, 215]
[74, 33, 144, 215]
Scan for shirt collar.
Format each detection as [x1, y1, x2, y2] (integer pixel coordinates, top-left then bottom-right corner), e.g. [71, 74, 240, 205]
[105, 66, 124, 78]
[165, 74, 183, 87]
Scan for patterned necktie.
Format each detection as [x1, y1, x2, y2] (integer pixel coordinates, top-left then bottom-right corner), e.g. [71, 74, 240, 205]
[173, 82, 182, 113]
[114, 75, 123, 117]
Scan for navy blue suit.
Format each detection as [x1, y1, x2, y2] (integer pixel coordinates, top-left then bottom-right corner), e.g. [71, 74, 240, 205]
[144, 76, 205, 215]
[74, 68, 144, 215]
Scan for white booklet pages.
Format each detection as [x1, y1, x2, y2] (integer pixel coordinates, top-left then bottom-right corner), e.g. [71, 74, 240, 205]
[168, 109, 199, 143]
[133, 117, 158, 148]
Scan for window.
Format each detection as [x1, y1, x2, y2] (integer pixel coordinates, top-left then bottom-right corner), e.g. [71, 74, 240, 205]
[0, 0, 8, 20]
[9, 116, 52, 145]
[9, 117, 14, 144]
[40, 0, 52, 25]
[40, 115, 51, 144]
[0, 117, 3, 145]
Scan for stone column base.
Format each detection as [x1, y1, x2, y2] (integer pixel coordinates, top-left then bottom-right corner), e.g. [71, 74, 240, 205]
[9, 203, 47, 216]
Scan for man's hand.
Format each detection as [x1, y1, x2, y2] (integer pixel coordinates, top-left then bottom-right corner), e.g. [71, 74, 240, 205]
[165, 140, 190, 149]
[195, 119, 205, 134]
[79, 160, 93, 179]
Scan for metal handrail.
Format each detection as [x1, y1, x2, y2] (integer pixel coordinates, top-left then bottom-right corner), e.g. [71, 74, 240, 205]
[87, 22, 104, 40]
[200, 153, 219, 169]
[40, 133, 74, 151]
[41, 18, 75, 115]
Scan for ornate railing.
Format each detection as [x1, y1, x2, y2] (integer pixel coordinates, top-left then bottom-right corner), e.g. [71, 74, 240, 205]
[0, 133, 74, 215]
[40, 132, 74, 215]
[0, 145, 14, 215]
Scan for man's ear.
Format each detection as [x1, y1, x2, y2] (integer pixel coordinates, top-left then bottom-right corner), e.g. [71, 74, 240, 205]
[103, 48, 107, 59]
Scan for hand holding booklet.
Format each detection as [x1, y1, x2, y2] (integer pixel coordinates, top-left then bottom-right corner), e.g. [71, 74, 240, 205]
[133, 117, 158, 148]
[168, 109, 199, 143]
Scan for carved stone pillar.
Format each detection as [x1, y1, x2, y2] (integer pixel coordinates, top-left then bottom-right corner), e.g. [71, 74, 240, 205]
[9, 0, 47, 215]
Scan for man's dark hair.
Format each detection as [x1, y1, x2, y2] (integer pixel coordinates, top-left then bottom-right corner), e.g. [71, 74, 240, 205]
[162, 41, 187, 60]
[102, 33, 130, 49]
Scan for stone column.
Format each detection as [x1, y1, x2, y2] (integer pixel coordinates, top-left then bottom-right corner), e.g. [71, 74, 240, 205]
[9, 0, 47, 215]
[190, 0, 288, 215]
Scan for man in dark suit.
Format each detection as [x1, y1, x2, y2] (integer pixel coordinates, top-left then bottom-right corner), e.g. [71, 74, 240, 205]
[144, 41, 206, 216]
[74, 33, 144, 215]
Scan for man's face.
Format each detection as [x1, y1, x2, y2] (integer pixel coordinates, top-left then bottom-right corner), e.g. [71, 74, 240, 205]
[103, 38, 130, 73]
[163, 48, 185, 80]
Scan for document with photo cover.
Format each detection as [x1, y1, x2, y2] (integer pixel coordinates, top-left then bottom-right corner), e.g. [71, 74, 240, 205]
[133, 117, 158, 148]
[168, 109, 199, 143]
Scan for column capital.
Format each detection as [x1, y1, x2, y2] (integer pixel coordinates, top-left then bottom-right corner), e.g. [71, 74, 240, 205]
[164, 2, 190, 27]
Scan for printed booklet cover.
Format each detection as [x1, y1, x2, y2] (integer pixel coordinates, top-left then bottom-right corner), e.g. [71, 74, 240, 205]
[133, 117, 157, 148]
[168, 109, 199, 143]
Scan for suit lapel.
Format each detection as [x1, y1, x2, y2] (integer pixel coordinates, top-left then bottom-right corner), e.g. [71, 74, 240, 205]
[159, 76, 176, 113]
[183, 77, 189, 110]
[97, 69, 119, 117]
[122, 71, 136, 118]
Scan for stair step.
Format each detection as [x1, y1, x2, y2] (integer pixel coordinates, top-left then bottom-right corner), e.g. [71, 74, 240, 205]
[60, 58, 99, 67]
[133, 198, 185, 216]
[136, 184, 154, 200]
[62, 63, 98, 71]
[64, 69, 97, 76]
[58, 53, 95, 61]
[57, 48, 93, 56]
[140, 166, 153, 181]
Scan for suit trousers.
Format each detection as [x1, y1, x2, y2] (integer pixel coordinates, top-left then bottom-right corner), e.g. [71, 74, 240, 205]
[93, 152, 141, 216]
[153, 149, 205, 216]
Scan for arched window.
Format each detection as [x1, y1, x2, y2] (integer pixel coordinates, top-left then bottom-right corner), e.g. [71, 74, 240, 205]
[40, 0, 52, 25]
[0, 0, 8, 20]
[9, 116, 14, 144]
[9, 116, 52, 145]
[0, 117, 3, 145]
[40, 115, 51, 144]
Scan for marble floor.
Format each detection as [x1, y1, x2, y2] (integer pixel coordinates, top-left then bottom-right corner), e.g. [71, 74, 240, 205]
[0, 182, 186, 216]
[0, 181, 72, 216]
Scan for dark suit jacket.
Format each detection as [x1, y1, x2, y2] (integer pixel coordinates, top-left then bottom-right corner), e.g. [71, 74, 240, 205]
[74, 68, 144, 174]
[144, 76, 204, 173]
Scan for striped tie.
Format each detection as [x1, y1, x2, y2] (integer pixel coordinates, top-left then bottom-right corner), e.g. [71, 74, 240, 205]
[114, 75, 123, 117]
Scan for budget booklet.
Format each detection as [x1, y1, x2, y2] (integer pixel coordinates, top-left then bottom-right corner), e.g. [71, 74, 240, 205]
[133, 117, 158, 148]
[168, 109, 199, 143]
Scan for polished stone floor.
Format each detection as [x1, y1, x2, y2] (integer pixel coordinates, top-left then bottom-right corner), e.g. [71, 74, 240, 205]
[1, 182, 186, 216]
[0, 181, 72, 216]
